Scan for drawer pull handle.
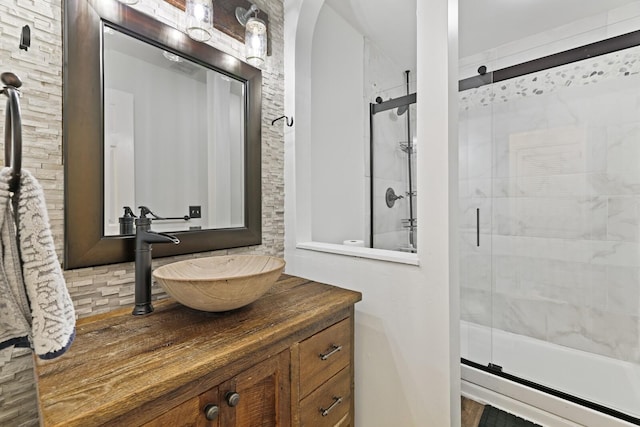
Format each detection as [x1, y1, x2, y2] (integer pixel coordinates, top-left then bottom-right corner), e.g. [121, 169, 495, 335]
[319, 344, 342, 360]
[320, 396, 343, 417]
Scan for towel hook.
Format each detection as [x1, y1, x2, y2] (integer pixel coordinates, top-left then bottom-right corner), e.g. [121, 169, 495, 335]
[271, 115, 293, 127]
[1, 72, 23, 194]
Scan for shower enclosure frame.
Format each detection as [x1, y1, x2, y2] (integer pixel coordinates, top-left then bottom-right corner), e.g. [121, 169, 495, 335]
[459, 28, 640, 426]
[369, 88, 417, 251]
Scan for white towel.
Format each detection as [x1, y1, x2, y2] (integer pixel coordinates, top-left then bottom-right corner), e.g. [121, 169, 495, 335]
[0, 168, 75, 359]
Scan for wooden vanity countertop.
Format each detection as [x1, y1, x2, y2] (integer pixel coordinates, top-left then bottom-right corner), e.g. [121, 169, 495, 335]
[34, 274, 362, 427]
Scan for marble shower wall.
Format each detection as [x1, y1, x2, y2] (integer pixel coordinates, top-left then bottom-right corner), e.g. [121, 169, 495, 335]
[460, 44, 640, 364]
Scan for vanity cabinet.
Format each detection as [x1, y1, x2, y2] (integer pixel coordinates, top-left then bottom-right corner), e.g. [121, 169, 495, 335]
[34, 275, 361, 427]
[144, 350, 290, 427]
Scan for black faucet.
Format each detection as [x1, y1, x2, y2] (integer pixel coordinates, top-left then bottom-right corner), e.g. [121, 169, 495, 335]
[133, 206, 180, 316]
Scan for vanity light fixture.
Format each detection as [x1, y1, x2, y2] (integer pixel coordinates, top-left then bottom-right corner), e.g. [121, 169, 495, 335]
[186, 0, 214, 42]
[235, 3, 267, 67]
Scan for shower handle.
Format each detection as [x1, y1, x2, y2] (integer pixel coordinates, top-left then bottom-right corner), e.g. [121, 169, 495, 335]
[385, 187, 403, 208]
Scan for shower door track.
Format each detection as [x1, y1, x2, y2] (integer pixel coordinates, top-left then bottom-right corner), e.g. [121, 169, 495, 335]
[371, 93, 416, 114]
[461, 358, 640, 425]
[459, 28, 640, 91]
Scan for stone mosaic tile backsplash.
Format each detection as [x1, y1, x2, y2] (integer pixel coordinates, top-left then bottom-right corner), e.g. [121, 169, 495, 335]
[459, 44, 640, 364]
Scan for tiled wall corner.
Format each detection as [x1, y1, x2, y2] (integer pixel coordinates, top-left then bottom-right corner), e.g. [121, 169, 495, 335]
[0, 0, 285, 424]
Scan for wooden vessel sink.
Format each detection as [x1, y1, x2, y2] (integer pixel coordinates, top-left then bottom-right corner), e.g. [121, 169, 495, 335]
[152, 255, 286, 312]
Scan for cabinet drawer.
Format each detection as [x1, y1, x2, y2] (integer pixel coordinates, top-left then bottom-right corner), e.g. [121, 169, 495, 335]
[299, 318, 351, 398]
[300, 367, 351, 427]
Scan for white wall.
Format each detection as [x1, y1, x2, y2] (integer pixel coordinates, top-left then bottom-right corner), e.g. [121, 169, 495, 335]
[310, 5, 365, 244]
[284, 1, 460, 426]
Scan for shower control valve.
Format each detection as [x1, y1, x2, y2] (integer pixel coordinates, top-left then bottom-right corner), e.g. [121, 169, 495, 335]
[385, 187, 404, 208]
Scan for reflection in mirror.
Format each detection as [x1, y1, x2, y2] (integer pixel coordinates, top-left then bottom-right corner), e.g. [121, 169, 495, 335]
[103, 26, 245, 236]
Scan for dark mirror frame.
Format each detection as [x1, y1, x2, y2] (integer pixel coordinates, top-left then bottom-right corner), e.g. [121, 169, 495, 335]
[63, 0, 262, 270]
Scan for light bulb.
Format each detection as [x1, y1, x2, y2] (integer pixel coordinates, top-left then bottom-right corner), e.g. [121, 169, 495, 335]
[245, 17, 266, 67]
[186, 0, 213, 42]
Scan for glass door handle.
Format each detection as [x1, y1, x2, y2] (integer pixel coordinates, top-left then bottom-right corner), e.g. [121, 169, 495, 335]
[476, 208, 480, 247]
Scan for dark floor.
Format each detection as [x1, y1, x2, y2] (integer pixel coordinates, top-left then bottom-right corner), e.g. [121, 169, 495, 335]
[461, 397, 542, 427]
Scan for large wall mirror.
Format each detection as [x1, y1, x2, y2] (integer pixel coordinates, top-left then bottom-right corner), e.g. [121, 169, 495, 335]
[64, 0, 262, 269]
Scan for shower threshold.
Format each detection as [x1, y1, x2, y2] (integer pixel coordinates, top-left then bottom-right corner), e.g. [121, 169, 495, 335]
[461, 358, 640, 426]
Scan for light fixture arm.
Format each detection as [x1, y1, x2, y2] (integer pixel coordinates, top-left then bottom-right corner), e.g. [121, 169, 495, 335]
[236, 3, 259, 27]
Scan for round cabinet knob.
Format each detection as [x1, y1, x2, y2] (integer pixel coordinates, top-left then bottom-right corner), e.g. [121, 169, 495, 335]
[225, 391, 240, 407]
[203, 404, 219, 421]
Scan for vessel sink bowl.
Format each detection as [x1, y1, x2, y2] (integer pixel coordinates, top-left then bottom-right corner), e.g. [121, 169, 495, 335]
[153, 255, 286, 312]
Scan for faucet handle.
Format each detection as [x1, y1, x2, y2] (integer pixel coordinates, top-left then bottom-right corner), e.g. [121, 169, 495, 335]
[139, 206, 153, 218]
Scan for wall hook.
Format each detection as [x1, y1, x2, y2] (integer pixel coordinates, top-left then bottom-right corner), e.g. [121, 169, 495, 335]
[20, 25, 30, 51]
[271, 115, 293, 127]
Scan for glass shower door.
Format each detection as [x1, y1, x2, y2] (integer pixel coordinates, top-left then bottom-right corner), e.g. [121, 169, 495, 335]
[488, 46, 640, 419]
[461, 41, 640, 422]
[369, 91, 417, 252]
[459, 78, 495, 367]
